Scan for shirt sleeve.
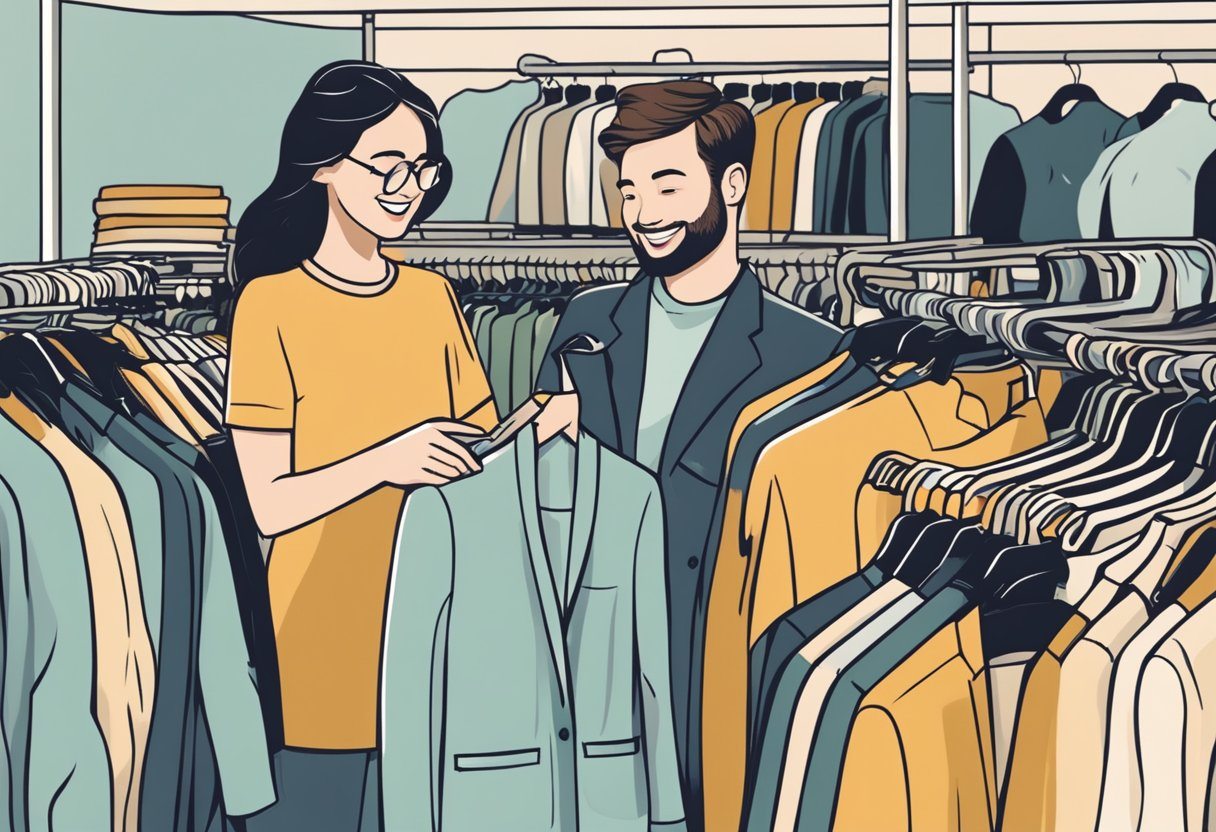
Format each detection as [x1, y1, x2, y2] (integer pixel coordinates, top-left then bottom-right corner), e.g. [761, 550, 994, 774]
[440, 279, 498, 430]
[224, 281, 296, 431]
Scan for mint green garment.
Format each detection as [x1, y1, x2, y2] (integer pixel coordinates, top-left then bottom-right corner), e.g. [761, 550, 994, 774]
[509, 303, 539, 412]
[531, 308, 560, 393]
[537, 434, 577, 610]
[434, 80, 541, 221]
[381, 427, 686, 832]
[0, 408, 111, 832]
[635, 277, 726, 473]
[489, 305, 530, 413]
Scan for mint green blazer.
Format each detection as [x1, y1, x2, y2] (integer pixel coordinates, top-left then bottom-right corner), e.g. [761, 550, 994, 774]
[380, 427, 686, 831]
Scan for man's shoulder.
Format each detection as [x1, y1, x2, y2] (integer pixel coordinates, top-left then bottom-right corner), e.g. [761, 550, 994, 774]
[756, 286, 843, 344]
[561, 281, 631, 321]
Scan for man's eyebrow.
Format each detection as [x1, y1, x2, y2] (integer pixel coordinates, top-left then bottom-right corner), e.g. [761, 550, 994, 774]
[371, 150, 406, 160]
[652, 168, 686, 180]
[617, 178, 635, 188]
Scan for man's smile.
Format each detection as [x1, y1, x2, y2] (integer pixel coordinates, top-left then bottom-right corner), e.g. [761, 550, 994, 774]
[637, 224, 686, 253]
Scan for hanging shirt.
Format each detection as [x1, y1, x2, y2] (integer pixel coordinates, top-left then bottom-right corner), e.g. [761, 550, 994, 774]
[635, 276, 726, 473]
[435, 80, 541, 221]
[224, 263, 496, 750]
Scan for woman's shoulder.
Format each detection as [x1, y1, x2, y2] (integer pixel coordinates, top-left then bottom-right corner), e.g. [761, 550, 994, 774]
[390, 263, 461, 303]
[237, 266, 311, 302]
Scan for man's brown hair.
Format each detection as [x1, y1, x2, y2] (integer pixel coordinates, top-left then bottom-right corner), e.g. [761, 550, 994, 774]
[598, 80, 755, 183]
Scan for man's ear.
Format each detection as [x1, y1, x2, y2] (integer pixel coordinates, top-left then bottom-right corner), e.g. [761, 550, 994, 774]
[722, 162, 748, 207]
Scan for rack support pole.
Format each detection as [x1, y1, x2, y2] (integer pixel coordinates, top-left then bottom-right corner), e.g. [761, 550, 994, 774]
[363, 13, 376, 63]
[41, 0, 61, 261]
[889, 0, 909, 242]
[952, 3, 970, 236]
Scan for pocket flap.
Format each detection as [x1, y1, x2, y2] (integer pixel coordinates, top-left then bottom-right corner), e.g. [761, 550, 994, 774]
[582, 737, 640, 758]
[454, 748, 541, 771]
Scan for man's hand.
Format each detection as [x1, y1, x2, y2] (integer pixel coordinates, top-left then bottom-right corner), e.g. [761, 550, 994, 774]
[536, 393, 580, 445]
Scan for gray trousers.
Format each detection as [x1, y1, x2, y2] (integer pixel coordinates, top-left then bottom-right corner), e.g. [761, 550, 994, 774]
[241, 749, 380, 832]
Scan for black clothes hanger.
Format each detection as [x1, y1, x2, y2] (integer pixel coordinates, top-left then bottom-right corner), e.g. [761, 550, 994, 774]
[594, 83, 617, 103]
[564, 83, 591, 105]
[543, 86, 563, 105]
[840, 317, 929, 363]
[0, 334, 71, 430]
[723, 82, 749, 101]
[47, 328, 154, 419]
[1140, 82, 1206, 130]
[751, 82, 773, 105]
[891, 518, 981, 589]
[793, 81, 818, 103]
[869, 511, 944, 577]
[772, 82, 793, 103]
[955, 534, 1068, 608]
[1039, 83, 1100, 124]
[818, 82, 843, 102]
[842, 80, 865, 100]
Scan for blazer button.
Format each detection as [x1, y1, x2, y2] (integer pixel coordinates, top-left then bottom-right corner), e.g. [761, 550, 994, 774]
[687, 556, 700, 569]
[559, 728, 570, 741]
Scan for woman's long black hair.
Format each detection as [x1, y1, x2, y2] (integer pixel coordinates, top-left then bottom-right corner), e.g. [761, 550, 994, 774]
[234, 61, 450, 286]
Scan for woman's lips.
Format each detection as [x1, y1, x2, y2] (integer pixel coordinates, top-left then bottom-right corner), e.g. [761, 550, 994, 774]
[377, 196, 414, 216]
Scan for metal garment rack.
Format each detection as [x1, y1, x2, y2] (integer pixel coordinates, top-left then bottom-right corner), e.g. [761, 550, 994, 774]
[515, 41, 1216, 246]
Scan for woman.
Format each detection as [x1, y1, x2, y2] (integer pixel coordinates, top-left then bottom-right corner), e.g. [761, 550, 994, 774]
[226, 61, 497, 829]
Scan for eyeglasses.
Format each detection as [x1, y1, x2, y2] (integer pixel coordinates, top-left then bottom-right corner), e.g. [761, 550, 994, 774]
[343, 155, 445, 194]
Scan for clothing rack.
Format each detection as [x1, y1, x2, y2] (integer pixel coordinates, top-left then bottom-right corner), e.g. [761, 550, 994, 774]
[842, 237, 1216, 391]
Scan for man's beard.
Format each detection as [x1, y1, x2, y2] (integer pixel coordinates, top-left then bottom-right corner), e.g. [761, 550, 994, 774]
[629, 188, 729, 279]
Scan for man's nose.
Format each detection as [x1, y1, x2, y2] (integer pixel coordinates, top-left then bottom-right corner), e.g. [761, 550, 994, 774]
[636, 202, 666, 228]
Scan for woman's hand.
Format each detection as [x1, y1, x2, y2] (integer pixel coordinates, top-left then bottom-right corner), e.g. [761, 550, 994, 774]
[373, 420, 487, 487]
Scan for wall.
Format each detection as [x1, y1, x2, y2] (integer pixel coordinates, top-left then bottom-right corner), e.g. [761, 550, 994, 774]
[0, 0, 41, 263]
[59, 5, 358, 258]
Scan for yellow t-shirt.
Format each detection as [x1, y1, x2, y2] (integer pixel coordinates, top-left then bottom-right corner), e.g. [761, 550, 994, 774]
[225, 263, 496, 749]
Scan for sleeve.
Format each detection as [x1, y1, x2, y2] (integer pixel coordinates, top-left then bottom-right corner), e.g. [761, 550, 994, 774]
[380, 486, 456, 832]
[196, 487, 276, 816]
[441, 280, 498, 430]
[970, 136, 1025, 244]
[831, 706, 910, 832]
[1135, 651, 1188, 831]
[633, 483, 688, 831]
[224, 282, 296, 430]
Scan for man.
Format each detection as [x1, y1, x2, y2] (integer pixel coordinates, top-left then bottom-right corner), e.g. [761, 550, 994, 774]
[535, 80, 842, 830]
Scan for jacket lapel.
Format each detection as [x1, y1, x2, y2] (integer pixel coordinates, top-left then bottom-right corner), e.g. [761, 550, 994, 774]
[563, 430, 601, 619]
[659, 266, 764, 476]
[514, 426, 570, 698]
[604, 275, 652, 459]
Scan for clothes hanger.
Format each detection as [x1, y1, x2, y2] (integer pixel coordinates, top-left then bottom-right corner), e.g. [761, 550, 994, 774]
[1039, 396, 1213, 546]
[867, 511, 942, 578]
[1039, 62, 1098, 124]
[468, 334, 601, 459]
[1139, 60, 1205, 130]
[889, 517, 982, 590]
[994, 391, 1188, 540]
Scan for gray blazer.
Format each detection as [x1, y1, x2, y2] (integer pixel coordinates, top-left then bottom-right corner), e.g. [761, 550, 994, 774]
[380, 427, 686, 832]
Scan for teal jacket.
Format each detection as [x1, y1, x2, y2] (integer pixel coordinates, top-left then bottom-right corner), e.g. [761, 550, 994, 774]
[380, 427, 686, 831]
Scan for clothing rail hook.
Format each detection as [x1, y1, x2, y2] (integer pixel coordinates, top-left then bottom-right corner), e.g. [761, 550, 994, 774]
[1161, 52, 1180, 83]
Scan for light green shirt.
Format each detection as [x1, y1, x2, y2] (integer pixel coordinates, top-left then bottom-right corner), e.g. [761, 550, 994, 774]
[537, 433, 577, 610]
[635, 276, 726, 472]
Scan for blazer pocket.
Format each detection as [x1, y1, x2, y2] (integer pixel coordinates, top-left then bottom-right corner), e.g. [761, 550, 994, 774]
[454, 748, 542, 772]
[582, 737, 641, 759]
